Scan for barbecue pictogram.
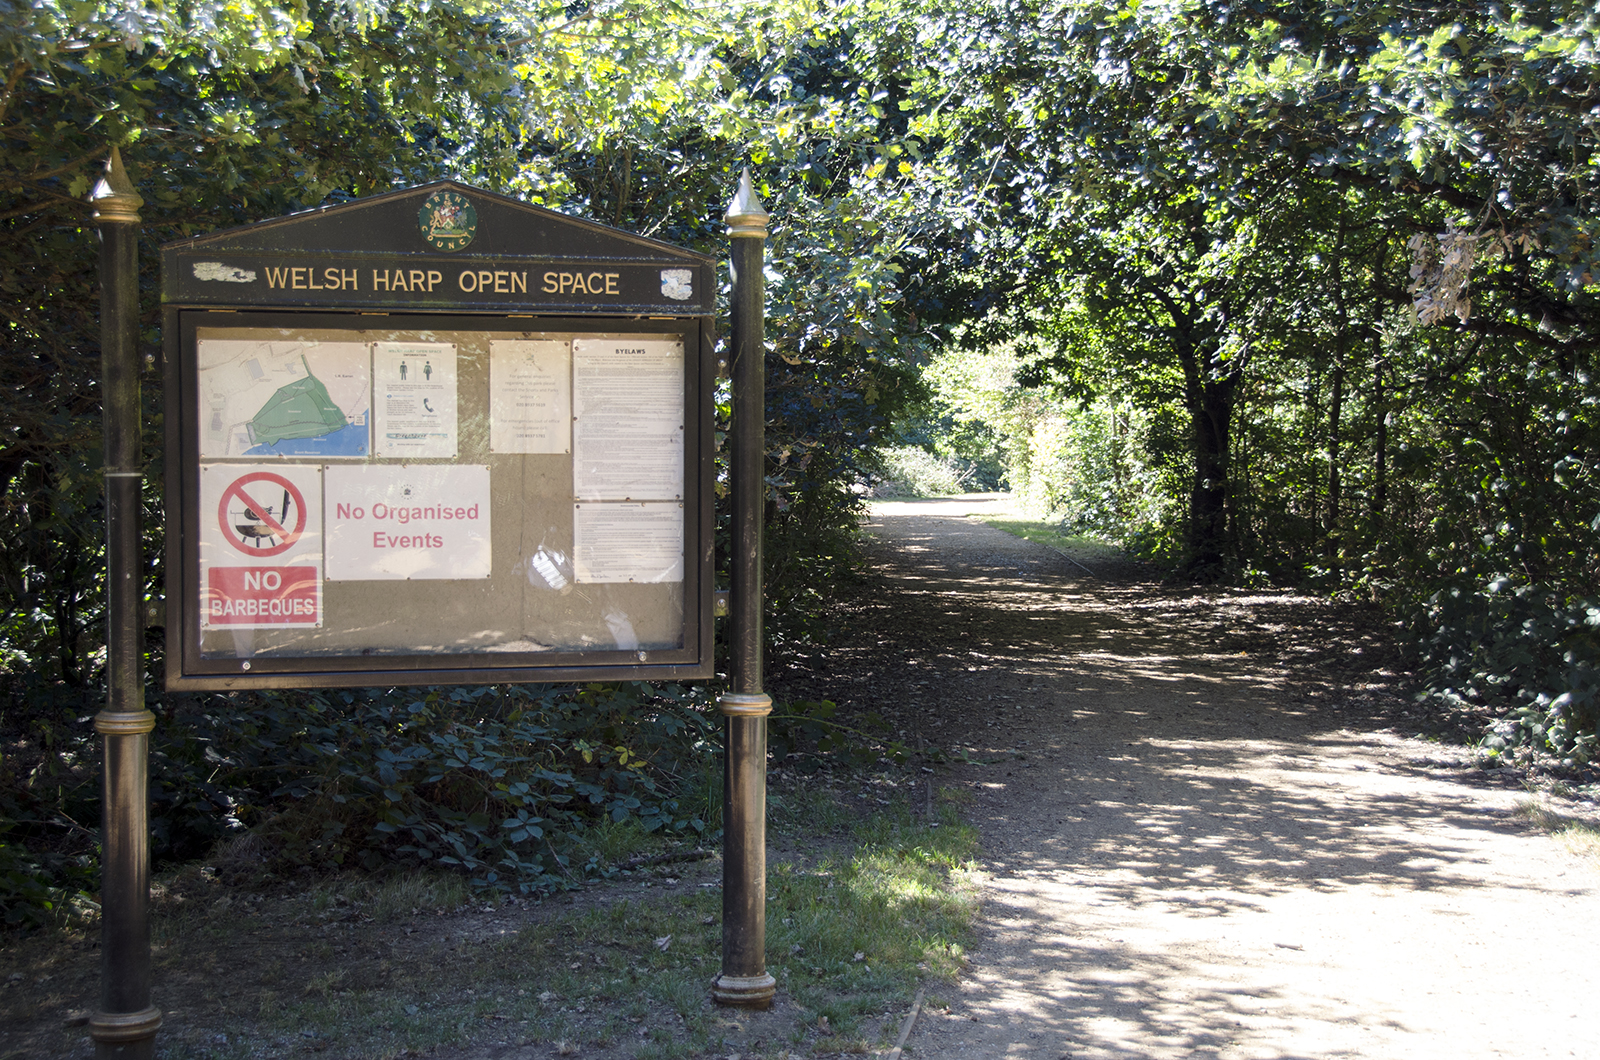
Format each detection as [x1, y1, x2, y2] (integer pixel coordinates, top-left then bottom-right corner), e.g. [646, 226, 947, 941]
[216, 471, 308, 557]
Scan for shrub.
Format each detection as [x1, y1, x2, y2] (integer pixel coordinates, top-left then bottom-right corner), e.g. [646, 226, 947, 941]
[869, 446, 980, 497]
[166, 682, 722, 892]
[0, 814, 97, 932]
[1, 681, 724, 929]
[1415, 578, 1600, 764]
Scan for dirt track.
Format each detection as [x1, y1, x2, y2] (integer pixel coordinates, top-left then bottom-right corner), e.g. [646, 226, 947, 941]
[777, 496, 1600, 1060]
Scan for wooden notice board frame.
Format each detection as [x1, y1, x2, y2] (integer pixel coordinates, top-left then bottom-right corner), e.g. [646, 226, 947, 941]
[160, 183, 716, 691]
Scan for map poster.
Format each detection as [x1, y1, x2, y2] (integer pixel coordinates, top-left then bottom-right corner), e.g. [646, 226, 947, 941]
[373, 342, 458, 458]
[489, 339, 571, 453]
[572, 338, 683, 500]
[573, 501, 684, 583]
[198, 463, 323, 628]
[197, 339, 370, 459]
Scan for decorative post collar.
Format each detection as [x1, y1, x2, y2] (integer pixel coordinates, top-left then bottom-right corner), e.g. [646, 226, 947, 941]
[90, 147, 143, 225]
[724, 167, 769, 240]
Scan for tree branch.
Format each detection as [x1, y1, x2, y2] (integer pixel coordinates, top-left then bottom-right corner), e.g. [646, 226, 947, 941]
[0, 60, 27, 127]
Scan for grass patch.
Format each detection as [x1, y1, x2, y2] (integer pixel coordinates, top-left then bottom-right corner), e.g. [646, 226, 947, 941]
[250, 801, 976, 1056]
[1515, 799, 1600, 862]
[980, 517, 1126, 567]
[359, 870, 477, 924]
[770, 799, 977, 1033]
[768, 773, 856, 836]
[4, 780, 978, 1059]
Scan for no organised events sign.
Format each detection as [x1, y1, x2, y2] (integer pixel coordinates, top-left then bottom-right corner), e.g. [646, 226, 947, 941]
[323, 464, 491, 580]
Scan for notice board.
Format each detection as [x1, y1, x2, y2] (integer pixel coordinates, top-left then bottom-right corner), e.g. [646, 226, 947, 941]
[161, 184, 715, 690]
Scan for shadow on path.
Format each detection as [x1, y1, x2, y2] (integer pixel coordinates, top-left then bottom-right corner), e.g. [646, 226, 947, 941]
[773, 500, 1600, 1060]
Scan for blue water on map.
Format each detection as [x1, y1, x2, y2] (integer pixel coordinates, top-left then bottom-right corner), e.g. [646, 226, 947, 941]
[246, 422, 368, 458]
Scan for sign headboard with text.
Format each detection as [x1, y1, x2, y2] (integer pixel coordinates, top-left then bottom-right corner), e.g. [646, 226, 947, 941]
[161, 183, 715, 691]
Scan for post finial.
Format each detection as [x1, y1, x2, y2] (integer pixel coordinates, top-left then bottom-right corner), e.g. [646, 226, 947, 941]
[90, 147, 144, 225]
[725, 167, 769, 240]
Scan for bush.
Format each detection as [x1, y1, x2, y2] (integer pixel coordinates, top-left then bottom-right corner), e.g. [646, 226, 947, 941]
[167, 682, 721, 892]
[869, 446, 981, 497]
[1, 681, 724, 929]
[0, 673, 103, 932]
[0, 816, 97, 932]
[1415, 578, 1600, 764]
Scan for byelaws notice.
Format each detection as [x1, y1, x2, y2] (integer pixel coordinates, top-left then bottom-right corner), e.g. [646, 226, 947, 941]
[324, 464, 491, 580]
[573, 502, 684, 583]
[374, 341, 458, 458]
[572, 338, 683, 500]
[489, 338, 571, 453]
[197, 338, 370, 458]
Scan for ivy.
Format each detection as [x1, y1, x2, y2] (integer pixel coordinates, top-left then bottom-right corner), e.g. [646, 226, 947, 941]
[160, 682, 722, 892]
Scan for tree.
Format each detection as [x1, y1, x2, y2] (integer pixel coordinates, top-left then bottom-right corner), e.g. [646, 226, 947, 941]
[1, 0, 977, 914]
[894, 0, 1599, 574]
[1, 0, 965, 679]
[890, 0, 1599, 756]
[2, 0, 544, 681]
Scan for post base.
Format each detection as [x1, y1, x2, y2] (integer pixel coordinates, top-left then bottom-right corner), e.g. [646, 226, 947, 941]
[89, 1005, 161, 1054]
[711, 972, 777, 1009]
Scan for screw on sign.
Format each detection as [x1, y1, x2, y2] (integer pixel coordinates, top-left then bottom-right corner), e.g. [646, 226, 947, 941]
[217, 471, 308, 557]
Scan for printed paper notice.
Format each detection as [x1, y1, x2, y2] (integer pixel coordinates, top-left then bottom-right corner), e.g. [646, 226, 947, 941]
[573, 502, 683, 583]
[198, 339, 369, 458]
[198, 463, 323, 627]
[374, 342, 458, 458]
[572, 338, 683, 500]
[324, 464, 491, 580]
[490, 339, 570, 453]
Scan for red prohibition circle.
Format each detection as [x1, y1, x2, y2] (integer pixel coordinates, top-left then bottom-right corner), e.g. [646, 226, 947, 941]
[217, 472, 308, 558]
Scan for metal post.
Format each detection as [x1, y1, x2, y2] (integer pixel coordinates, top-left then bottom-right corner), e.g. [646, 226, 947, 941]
[88, 148, 161, 1059]
[713, 169, 776, 1008]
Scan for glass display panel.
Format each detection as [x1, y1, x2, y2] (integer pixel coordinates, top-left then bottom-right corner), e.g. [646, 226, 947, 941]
[190, 323, 689, 663]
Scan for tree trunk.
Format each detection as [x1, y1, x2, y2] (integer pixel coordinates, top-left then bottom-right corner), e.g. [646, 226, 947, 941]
[1325, 220, 1349, 568]
[1371, 341, 1388, 542]
[1178, 331, 1237, 577]
[1326, 357, 1344, 564]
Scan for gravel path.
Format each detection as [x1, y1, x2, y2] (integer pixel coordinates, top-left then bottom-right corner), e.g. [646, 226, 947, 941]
[798, 497, 1600, 1060]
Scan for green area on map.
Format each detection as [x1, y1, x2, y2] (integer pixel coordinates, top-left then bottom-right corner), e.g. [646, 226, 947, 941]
[248, 358, 349, 446]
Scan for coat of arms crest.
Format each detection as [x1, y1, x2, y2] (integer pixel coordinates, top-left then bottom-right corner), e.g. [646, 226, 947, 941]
[418, 190, 478, 251]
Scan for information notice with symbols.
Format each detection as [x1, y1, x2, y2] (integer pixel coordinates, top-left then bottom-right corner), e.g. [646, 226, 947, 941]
[572, 338, 683, 500]
[374, 342, 458, 458]
[198, 463, 324, 627]
[324, 464, 491, 580]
